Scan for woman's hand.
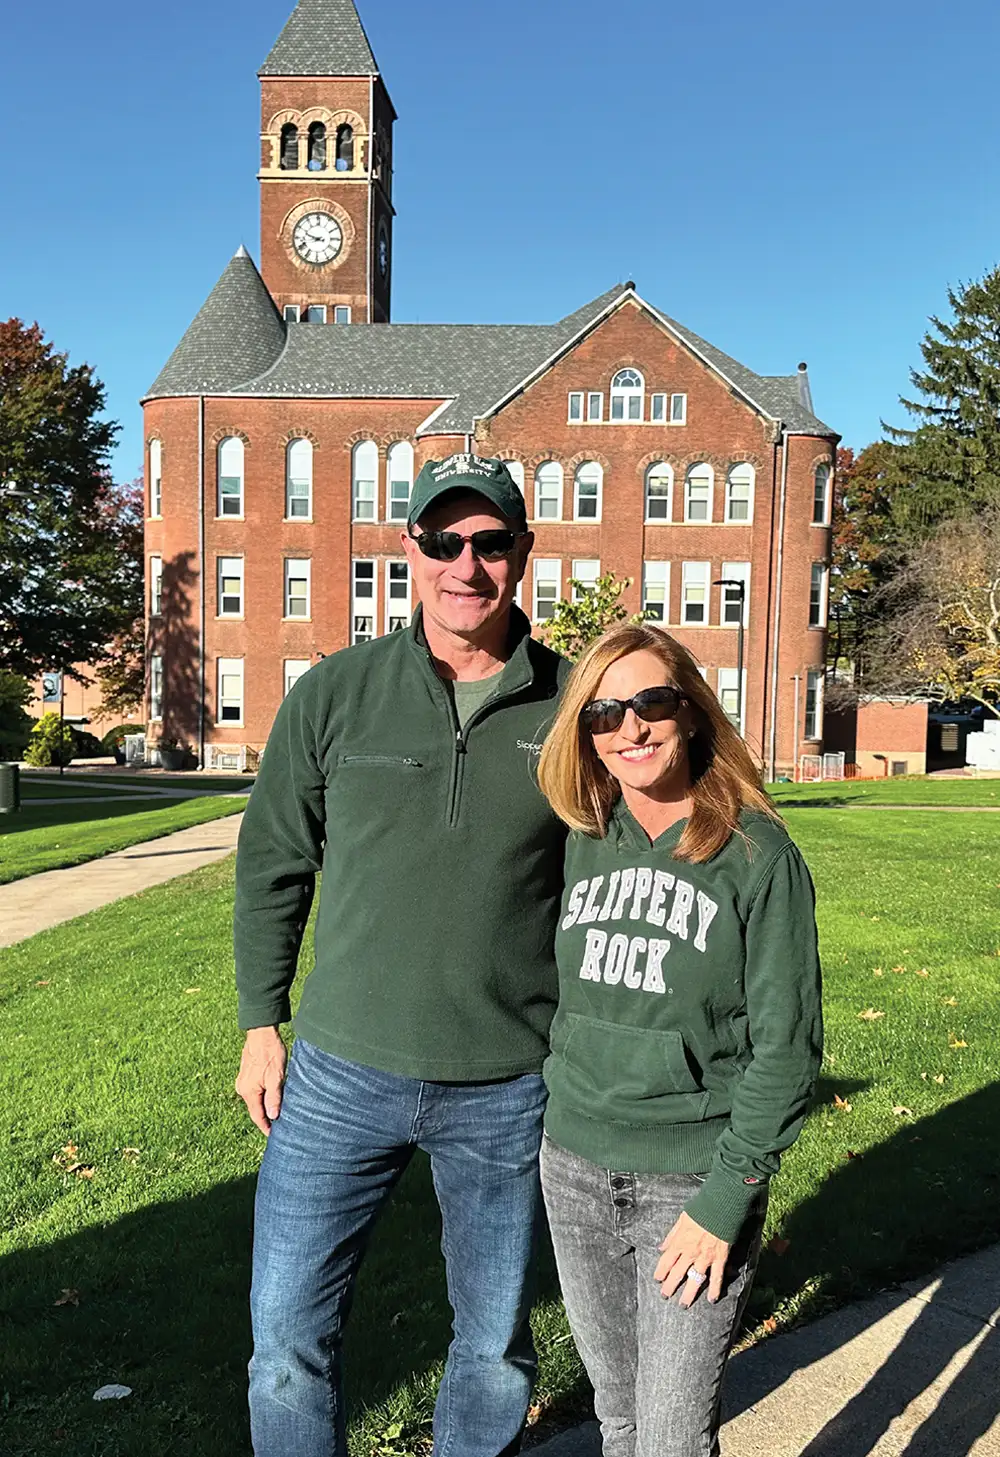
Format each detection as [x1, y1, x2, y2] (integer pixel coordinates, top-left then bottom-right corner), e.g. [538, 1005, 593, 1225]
[653, 1210, 730, 1308]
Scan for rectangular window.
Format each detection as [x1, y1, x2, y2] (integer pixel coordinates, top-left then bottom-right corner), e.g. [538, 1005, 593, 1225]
[149, 440, 162, 517]
[642, 561, 670, 623]
[303, 305, 327, 324]
[650, 393, 667, 423]
[717, 668, 747, 733]
[719, 562, 750, 627]
[150, 555, 163, 616]
[284, 659, 311, 698]
[334, 306, 351, 324]
[218, 657, 244, 725]
[804, 669, 823, 740]
[681, 561, 710, 625]
[568, 392, 584, 423]
[218, 556, 244, 617]
[284, 558, 311, 619]
[587, 392, 603, 422]
[532, 559, 561, 622]
[385, 560, 412, 632]
[283, 304, 301, 323]
[352, 559, 377, 643]
[149, 653, 163, 720]
[670, 393, 687, 424]
[571, 559, 600, 601]
[809, 562, 828, 627]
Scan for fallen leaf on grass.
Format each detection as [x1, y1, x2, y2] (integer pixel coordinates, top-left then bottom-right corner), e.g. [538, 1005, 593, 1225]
[845, 1149, 861, 1160]
[69, 1165, 95, 1179]
[934, 1074, 946, 1084]
[768, 1236, 790, 1256]
[833, 1094, 853, 1112]
[184, 988, 201, 995]
[914, 968, 930, 977]
[892, 1106, 914, 1117]
[892, 966, 907, 975]
[54, 1289, 80, 1307]
[858, 1008, 886, 1021]
[941, 997, 958, 1007]
[872, 969, 884, 978]
[762, 1317, 779, 1334]
[120, 1148, 141, 1162]
[949, 1036, 968, 1049]
[34, 980, 51, 987]
[92, 1384, 132, 1401]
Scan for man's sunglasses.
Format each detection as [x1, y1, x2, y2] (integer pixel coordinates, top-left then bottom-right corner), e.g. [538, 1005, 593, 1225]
[409, 528, 526, 563]
[580, 685, 686, 736]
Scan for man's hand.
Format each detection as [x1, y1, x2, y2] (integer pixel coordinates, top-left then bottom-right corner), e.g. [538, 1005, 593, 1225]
[653, 1210, 730, 1308]
[236, 1026, 288, 1135]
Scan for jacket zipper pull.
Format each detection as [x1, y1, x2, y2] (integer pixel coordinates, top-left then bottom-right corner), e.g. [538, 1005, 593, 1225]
[455, 730, 466, 755]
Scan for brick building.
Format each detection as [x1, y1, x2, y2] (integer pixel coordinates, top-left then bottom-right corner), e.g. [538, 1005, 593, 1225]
[143, 0, 838, 776]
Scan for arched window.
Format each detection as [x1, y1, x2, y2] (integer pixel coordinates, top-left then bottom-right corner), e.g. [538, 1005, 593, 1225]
[684, 463, 713, 523]
[286, 439, 313, 519]
[644, 462, 673, 522]
[217, 437, 244, 517]
[573, 461, 602, 521]
[387, 440, 414, 522]
[504, 461, 525, 494]
[534, 462, 563, 521]
[610, 368, 644, 422]
[280, 123, 299, 171]
[149, 439, 162, 517]
[307, 122, 327, 171]
[812, 462, 832, 524]
[725, 463, 754, 523]
[336, 124, 355, 172]
[352, 440, 378, 521]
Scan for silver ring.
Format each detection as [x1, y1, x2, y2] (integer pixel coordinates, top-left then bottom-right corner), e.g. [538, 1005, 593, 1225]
[686, 1265, 707, 1286]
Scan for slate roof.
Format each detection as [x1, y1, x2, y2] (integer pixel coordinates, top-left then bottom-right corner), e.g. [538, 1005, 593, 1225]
[260, 0, 378, 77]
[144, 262, 836, 438]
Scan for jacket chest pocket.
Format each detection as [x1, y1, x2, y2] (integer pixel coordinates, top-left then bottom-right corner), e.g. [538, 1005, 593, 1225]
[554, 1012, 711, 1126]
[338, 754, 424, 769]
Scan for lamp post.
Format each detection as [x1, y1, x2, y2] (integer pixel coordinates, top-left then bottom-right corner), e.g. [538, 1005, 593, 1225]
[714, 577, 746, 733]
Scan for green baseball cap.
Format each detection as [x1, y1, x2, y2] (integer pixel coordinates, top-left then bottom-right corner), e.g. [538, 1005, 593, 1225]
[407, 453, 528, 531]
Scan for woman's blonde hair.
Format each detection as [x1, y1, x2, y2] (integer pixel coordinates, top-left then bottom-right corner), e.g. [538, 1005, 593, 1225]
[538, 623, 780, 862]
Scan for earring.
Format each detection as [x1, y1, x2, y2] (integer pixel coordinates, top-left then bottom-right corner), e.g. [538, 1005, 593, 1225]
[688, 729, 696, 740]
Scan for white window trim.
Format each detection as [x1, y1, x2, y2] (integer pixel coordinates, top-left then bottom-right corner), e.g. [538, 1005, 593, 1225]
[385, 558, 413, 632]
[149, 555, 163, 616]
[670, 393, 688, 425]
[533, 463, 564, 522]
[804, 669, 824, 740]
[217, 556, 244, 619]
[386, 441, 414, 523]
[217, 657, 244, 727]
[610, 369, 645, 423]
[809, 563, 829, 628]
[568, 391, 584, 423]
[644, 463, 673, 523]
[304, 304, 327, 324]
[217, 437, 245, 520]
[684, 464, 714, 524]
[587, 391, 604, 423]
[641, 561, 670, 624]
[717, 668, 747, 735]
[351, 558, 378, 644]
[571, 559, 600, 601]
[352, 441, 380, 523]
[650, 392, 667, 423]
[812, 463, 833, 526]
[719, 562, 750, 628]
[532, 558, 562, 622]
[149, 440, 162, 518]
[283, 658, 311, 698]
[149, 653, 163, 721]
[725, 463, 755, 524]
[285, 439, 313, 521]
[334, 306, 352, 324]
[681, 561, 711, 625]
[573, 462, 603, 523]
[283, 304, 301, 323]
[284, 558, 312, 620]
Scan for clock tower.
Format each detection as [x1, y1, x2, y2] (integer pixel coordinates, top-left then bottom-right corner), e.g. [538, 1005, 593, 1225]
[258, 0, 395, 324]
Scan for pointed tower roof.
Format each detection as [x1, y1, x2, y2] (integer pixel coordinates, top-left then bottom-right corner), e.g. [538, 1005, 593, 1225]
[145, 249, 286, 398]
[259, 0, 378, 77]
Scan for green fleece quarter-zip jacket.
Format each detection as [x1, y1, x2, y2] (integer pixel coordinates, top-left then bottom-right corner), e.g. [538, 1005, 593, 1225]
[544, 803, 823, 1244]
[234, 607, 570, 1081]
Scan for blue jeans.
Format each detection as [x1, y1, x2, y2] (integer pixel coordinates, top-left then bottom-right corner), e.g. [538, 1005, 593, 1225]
[249, 1038, 547, 1457]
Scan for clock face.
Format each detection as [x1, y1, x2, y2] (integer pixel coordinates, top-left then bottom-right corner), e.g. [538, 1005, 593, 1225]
[378, 225, 389, 277]
[293, 212, 343, 265]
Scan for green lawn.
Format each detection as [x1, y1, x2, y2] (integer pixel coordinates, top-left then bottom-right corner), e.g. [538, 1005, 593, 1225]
[769, 774, 1000, 807]
[17, 779, 147, 801]
[1, 810, 998, 1455]
[21, 771, 255, 794]
[0, 797, 246, 885]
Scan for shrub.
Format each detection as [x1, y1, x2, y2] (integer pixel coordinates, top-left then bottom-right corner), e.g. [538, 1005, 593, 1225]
[24, 713, 76, 768]
[70, 727, 106, 758]
[101, 722, 145, 753]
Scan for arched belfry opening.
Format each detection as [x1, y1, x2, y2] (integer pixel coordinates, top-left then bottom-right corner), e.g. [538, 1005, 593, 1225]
[335, 124, 354, 172]
[307, 122, 327, 171]
[280, 123, 299, 170]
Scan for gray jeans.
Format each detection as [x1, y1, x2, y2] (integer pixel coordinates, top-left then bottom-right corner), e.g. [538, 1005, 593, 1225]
[540, 1135, 766, 1457]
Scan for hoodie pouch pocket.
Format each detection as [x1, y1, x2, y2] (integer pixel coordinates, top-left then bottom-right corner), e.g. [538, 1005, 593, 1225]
[554, 1012, 711, 1126]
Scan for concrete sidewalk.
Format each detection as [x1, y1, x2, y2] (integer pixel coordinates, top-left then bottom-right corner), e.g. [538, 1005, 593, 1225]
[532, 1244, 1000, 1456]
[0, 813, 244, 948]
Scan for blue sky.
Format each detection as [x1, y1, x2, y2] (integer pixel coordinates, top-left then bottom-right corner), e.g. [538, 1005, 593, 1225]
[3, 0, 1000, 481]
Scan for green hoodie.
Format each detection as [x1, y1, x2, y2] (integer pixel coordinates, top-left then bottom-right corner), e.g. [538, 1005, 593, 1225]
[544, 802, 822, 1244]
[234, 606, 569, 1081]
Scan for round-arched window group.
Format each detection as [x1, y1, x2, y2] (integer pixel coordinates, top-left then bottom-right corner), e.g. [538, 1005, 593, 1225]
[279, 121, 356, 173]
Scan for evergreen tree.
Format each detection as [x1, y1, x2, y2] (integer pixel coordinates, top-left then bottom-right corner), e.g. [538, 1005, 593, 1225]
[887, 265, 1000, 532]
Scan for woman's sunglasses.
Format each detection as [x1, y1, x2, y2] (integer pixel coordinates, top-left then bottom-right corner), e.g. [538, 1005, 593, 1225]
[580, 685, 685, 736]
[409, 528, 526, 563]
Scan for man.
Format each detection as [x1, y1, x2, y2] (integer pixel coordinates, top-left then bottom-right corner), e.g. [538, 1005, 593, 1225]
[234, 454, 569, 1457]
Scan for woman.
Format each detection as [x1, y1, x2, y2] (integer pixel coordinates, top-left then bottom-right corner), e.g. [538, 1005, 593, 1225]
[536, 624, 822, 1457]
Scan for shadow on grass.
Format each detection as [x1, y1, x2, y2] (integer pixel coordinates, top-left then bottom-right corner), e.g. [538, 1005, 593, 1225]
[0, 800, 189, 838]
[0, 1152, 564, 1457]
